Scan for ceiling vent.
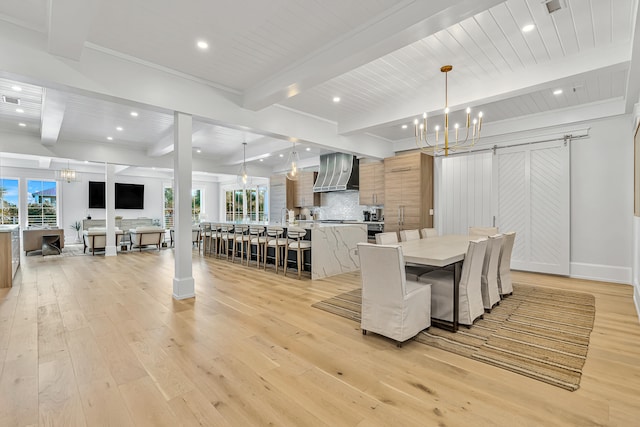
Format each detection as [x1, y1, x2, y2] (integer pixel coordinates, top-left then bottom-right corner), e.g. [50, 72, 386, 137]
[2, 95, 20, 105]
[544, 0, 565, 14]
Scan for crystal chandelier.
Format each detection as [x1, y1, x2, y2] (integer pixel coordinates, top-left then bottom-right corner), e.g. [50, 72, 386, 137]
[56, 160, 78, 183]
[285, 141, 300, 181]
[414, 65, 484, 156]
[237, 142, 251, 187]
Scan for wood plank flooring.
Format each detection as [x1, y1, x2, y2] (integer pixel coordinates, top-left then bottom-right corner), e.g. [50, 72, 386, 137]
[1, 248, 639, 426]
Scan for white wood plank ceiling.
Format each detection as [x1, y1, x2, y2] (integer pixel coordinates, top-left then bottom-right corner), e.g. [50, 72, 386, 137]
[0, 0, 638, 174]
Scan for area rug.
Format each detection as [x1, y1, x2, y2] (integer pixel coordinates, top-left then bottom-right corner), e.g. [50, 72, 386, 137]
[312, 283, 595, 391]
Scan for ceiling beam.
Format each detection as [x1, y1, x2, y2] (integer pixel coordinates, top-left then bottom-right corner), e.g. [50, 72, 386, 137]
[47, 0, 100, 60]
[338, 43, 631, 136]
[625, 0, 640, 113]
[40, 88, 67, 145]
[242, 0, 504, 111]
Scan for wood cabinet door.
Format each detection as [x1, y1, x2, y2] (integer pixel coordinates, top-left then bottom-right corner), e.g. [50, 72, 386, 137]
[359, 163, 375, 205]
[373, 163, 385, 205]
[293, 172, 319, 207]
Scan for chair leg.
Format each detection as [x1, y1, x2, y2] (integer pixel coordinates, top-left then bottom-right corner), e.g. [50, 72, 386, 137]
[284, 248, 288, 277]
[362, 330, 367, 335]
[297, 247, 302, 279]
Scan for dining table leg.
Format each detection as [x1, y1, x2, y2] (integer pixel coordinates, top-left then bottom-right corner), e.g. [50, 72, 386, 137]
[453, 260, 461, 333]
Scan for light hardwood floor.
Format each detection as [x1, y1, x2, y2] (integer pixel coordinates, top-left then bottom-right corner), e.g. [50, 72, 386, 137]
[1, 249, 639, 426]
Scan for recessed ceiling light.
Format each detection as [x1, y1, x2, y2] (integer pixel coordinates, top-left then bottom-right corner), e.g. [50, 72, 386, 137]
[522, 24, 535, 33]
[279, 154, 284, 158]
[259, 158, 264, 162]
[107, 136, 113, 141]
[116, 126, 123, 131]
[152, 167, 156, 170]
[130, 111, 138, 117]
[306, 147, 311, 151]
[16, 108, 24, 113]
[196, 148, 202, 153]
[18, 122, 26, 127]
[402, 124, 408, 129]
[196, 40, 209, 50]
[84, 160, 89, 164]
[333, 96, 341, 103]
[553, 89, 563, 95]
[11, 85, 22, 92]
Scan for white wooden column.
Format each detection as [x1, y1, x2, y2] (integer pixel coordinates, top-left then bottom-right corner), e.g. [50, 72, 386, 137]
[173, 111, 195, 300]
[104, 163, 117, 256]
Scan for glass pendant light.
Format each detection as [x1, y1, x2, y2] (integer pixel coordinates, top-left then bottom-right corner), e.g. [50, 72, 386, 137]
[237, 142, 252, 187]
[286, 141, 300, 181]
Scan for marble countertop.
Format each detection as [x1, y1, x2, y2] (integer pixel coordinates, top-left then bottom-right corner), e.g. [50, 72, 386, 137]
[202, 221, 366, 230]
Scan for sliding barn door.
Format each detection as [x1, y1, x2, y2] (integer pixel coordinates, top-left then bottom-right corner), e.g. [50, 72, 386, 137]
[440, 153, 493, 235]
[493, 141, 570, 275]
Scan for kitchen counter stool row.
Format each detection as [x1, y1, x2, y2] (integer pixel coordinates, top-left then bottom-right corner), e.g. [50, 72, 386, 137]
[199, 223, 311, 279]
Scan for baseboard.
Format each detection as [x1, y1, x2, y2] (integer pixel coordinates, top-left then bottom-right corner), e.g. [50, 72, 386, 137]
[172, 276, 195, 300]
[570, 262, 632, 285]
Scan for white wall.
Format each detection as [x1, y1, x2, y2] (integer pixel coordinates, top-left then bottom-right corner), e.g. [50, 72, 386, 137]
[428, 114, 633, 284]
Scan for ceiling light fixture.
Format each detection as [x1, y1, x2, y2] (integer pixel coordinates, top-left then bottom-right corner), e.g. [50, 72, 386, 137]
[116, 126, 123, 131]
[553, 89, 563, 95]
[285, 141, 300, 181]
[18, 123, 26, 127]
[333, 96, 341, 103]
[16, 108, 24, 113]
[56, 160, 78, 183]
[130, 111, 138, 117]
[522, 24, 535, 32]
[197, 40, 209, 50]
[305, 147, 311, 151]
[107, 136, 113, 141]
[414, 65, 483, 156]
[279, 154, 284, 158]
[196, 148, 202, 153]
[259, 158, 264, 162]
[237, 142, 251, 187]
[11, 85, 22, 92]
[402, 124, 408, 129]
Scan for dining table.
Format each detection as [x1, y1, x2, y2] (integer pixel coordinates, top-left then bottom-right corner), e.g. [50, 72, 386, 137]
[397, 234, 472, 332]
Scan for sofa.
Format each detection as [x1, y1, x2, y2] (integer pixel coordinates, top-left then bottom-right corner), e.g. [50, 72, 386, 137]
[83, 227, 124, 255]
[129, 226, 164, 251]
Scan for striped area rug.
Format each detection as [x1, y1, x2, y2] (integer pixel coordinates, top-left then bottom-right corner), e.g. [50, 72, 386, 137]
[311, 283, 595, 391]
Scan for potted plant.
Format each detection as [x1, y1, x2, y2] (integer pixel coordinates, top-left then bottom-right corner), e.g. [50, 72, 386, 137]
[70, 221, 82, 243]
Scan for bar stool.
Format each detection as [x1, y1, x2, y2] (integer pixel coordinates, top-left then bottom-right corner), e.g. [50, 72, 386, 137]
[284, 226, 311, 279]
[219, 224, 235, 260]
[265, 226, 286, 273]
[232, 224, 250, 263]
[208, 223, 222, 257]
[200, 223, 212, 255]
[248, 225, 266, 267]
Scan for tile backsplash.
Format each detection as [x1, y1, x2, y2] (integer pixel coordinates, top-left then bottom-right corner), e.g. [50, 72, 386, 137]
[314, 191, 368, 221]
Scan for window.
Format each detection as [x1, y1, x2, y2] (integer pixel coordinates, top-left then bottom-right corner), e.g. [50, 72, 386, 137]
[0, 178, 19, 225]
[163, 186, 202, 228]
[224, 185, 267, 221]
[27, 180, 57, 227]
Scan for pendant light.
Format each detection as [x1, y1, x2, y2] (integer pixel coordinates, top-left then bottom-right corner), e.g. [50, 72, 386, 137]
[237, 142, 252, 187]
[286, 141, 300, 181]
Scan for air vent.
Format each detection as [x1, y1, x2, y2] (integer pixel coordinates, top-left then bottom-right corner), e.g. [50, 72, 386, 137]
[544, 0, 565, 14]
[2, 95, 20, 105]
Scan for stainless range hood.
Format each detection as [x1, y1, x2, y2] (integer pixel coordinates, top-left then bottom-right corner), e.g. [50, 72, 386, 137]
[313, 153, 359, 192]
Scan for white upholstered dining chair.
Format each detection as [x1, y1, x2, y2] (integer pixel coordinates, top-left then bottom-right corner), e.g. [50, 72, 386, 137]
[480, 234, 504, 311]
[469, 226, 499, 237]
[419, 238, 487, 326]
[375, 231, 398, 245]
[357, 243, 431, 345]
[399, 229, 421, 242]
[375, 231, 432, 280]
[420, 228, 438, 238]
[498, 232, 516, 296]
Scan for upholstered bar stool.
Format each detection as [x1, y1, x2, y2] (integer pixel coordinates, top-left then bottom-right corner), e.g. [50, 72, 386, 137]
[200, 223, 212, 255]
[208, 223, 222, 257]
[232, 224, 251, 263]
[219, 224, 235, 260]
[248, 225, 266, 267]
[265, 226, 286, 273]
[284, 226, 311, 279]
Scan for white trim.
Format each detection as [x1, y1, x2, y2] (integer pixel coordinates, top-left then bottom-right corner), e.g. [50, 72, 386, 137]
[105, 246, 117, 257]
[570, 262, 632, 285]
[634, 285, 640, 322]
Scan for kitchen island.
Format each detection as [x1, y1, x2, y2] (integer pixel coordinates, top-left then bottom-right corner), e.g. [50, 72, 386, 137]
[0, 225, 20, 288]
[207, 221, 367, 280]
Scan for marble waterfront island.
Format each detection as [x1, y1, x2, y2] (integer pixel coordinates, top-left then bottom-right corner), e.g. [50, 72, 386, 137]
[208, 221, 367, 280]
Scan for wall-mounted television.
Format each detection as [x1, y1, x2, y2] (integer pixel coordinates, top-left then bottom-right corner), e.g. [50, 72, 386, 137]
[88, 181, 106, 209]
[115, 183, 144, 209]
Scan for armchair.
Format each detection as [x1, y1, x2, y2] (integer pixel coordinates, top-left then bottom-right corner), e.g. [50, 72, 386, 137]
[357, 243, 431, 344]
[82, 227, 124, 255]
[129, 226, 164, 251]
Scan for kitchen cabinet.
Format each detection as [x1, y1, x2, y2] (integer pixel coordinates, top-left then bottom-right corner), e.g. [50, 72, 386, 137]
[359, 162, 385, 205]
[293, 171, 320, 207]
[269, 174, 295, 223]
[384, 152, 433, 233]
